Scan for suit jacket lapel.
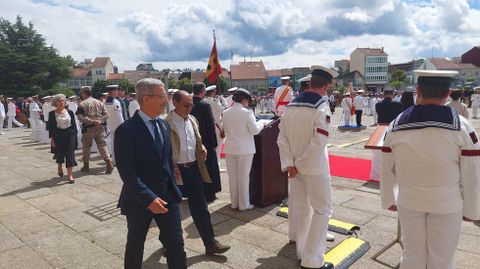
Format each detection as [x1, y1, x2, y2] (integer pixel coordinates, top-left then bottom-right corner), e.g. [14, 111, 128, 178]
[133, 114, 161, 158]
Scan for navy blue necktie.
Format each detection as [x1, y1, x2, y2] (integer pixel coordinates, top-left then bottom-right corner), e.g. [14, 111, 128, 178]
[150, 119, 163, 153]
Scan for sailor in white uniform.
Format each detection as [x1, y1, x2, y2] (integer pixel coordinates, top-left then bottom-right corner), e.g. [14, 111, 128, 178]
[0, 95, 5, 135]
[40, 96, 54, 144]
[470, 89, 480, 118]
[205, 85, 226, 166]
[381, 70, 480, 269]
[6, 98, 23, 130]
[104, 85, 124, 164]
[29, 96, 42, 142]
[225, 87, 237, 107]
[277, 66, 338, 269]
[128, 93, 140, 117]
[340, 92, 353, 126]
[273, 76, 293, 117]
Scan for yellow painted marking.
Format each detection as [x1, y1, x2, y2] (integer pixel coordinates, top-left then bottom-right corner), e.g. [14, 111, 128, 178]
[324, 238, 367, 266]
[335, 137, 369, 148]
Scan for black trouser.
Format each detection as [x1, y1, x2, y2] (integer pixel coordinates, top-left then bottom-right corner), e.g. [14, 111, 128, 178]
[124, 202, 186, 269]
[355, 110, 363, 126]
[53, 129, 77, 168]
[178, 162, 215, 247]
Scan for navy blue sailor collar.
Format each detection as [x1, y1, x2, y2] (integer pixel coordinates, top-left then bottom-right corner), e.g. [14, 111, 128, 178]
[392, 104, 460, 132]
[287, 92, 325, 108]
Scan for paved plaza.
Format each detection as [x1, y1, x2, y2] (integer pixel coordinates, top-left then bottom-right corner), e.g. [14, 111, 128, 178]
[0, 110, 479, 269]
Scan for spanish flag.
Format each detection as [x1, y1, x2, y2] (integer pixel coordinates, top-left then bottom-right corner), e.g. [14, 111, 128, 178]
[205, 40, 222, 83]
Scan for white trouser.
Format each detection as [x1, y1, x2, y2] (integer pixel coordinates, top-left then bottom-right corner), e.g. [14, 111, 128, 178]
[40, 121, 50, 144]
[343, 110, 351, 126]
[294, 174, 332, 268]
[7, 115, 23, 129]
[398, 206, 462, 269]
[373, 111, 378, 124]
[29, 118, 41, 142]
[214, 125, 223, 167]
[473, 104, 479, 118]
[225, 154, 254, 210]
[107, 126, 117, 164]
[370, 150, 382, 180]
[288, 179, 313, 241]
[0, 116, 4, 131]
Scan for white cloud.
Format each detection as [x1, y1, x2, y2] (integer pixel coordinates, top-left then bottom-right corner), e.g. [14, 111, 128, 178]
[1, 0, 480, 71]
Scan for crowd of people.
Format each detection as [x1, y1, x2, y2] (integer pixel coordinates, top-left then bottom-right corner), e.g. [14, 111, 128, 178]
[1, 66, 479, 269]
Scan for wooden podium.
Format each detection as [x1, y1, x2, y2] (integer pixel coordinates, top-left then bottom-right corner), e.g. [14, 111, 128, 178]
[249, 118, 288, 207]
[364, 124, 389, 150]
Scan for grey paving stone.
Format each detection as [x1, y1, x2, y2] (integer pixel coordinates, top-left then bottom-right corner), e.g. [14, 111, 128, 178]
[364, 214, 398, 233]
[331, 205, 377, 226]
[81, 218, 128, 256]
[50, 205, 121, 233]
[25, 193, 85, 213]
[1, 207, 63, 238]
[0, 195, 33, 216]
[457, 232, 480, 254]
[214, 219, 289, 254]
[23, 226, 113, 268]
[0, 224, 25, 253]
[0, 245, 52, 269]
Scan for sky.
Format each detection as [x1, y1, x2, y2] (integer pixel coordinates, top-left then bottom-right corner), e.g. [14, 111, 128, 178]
[2, 0, 480, 72]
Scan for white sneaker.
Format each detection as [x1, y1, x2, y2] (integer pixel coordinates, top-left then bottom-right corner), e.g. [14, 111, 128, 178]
[326, 232, 335, 242]
[0, 132, 5, 135]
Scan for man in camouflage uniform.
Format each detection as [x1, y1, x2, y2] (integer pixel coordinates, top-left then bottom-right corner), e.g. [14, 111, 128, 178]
[76, 86, 114, 174]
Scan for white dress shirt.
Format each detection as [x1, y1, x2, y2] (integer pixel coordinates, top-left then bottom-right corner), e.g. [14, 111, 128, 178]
[170, 111, 196, 163]
[0, 102, 5, 118]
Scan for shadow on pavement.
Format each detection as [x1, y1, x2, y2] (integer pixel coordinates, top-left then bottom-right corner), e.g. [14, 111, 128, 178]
[0, 176, 68, 197]
[142, 247, 227, 269]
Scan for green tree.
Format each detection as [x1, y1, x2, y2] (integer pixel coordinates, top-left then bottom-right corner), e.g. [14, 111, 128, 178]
[0, 16, 73, 97]
[203, 75, 228, 94]
[256, 85, 268, 95]
[389, 69, 407, 90]
[93, 79, 108, 97]
[177, 78, 192, 93]
[39, 84, 75, 97]
[119, 78, 134, 93]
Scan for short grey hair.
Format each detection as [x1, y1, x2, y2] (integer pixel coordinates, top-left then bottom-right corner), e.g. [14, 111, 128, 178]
[51, 94, 67, 107]
[135, 78, 165, 105]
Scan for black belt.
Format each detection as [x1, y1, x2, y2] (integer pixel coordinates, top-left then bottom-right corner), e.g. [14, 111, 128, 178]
[177, 161, 196, 168]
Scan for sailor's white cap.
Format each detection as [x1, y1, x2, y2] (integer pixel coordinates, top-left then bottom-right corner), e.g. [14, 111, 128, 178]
[206, 85, 217, 92]
[298, 74, 312, 83]
[280, 76, 290, 80]
[227, 87, 238, 92]
[168, 89, 179, 94]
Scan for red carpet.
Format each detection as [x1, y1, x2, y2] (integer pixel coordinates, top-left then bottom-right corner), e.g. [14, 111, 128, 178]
[221, 146, 377, 182]
[329, 155, 378, 182]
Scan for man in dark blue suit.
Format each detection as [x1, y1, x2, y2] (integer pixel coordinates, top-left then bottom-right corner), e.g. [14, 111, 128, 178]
[376, 89, 404, 124]
[115, 78, 187, 269]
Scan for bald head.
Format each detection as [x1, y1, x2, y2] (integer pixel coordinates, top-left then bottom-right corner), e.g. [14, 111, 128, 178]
[172, 90, 190, 103]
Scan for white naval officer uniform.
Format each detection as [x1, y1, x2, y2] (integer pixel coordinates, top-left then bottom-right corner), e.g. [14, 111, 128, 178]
[29, 101, 42, 142]
[0, 101, 5, 134]
[277, 92, 332, 268]
[205, 95, 226, 164]
[40, 101, 55, 144]
[7, 101, 23, 129]
[470, 93, 480, 118]
[105, 96, 124, 164]
[381, 105, 480, 269]
[273, 84, 293, 116]
[222, 102, 263, 211]
[128, 99, 140, 118]
[340, 95, 353, 125]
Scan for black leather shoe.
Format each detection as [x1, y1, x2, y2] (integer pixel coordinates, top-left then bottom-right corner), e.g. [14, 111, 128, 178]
[205, 240, 230, 255]
[301, 262, 334, 269]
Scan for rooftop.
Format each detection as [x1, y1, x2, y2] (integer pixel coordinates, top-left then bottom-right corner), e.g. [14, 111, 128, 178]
[356, 48, 388, 56]
[91, 57, 111, 68]
[230, 61, 267, 80]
